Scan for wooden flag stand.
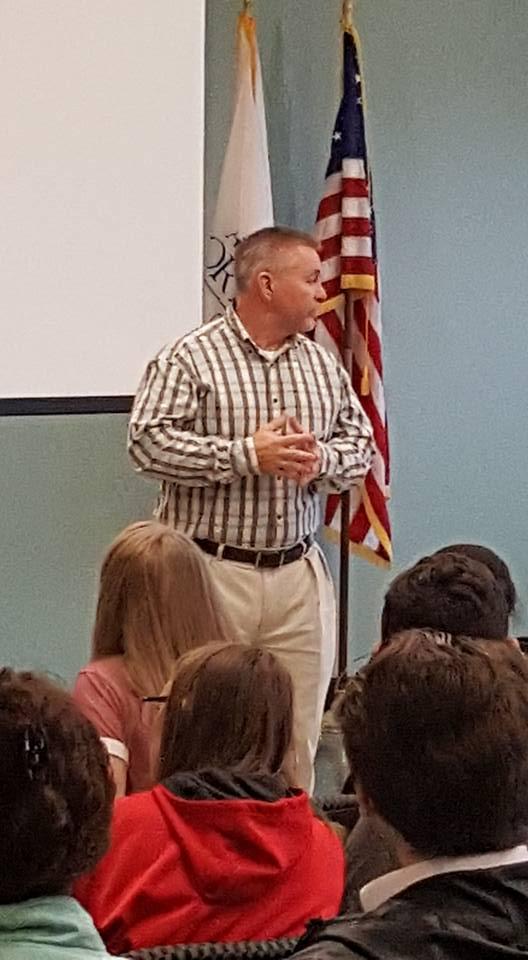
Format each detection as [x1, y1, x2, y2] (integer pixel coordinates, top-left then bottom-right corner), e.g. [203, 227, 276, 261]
[338, 291, 354, 678]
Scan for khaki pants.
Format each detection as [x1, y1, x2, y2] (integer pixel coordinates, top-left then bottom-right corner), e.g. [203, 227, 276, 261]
[204, 544, 336, 793]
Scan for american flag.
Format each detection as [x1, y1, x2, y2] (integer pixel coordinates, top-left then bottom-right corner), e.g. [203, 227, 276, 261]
[314, 25, 392, 566]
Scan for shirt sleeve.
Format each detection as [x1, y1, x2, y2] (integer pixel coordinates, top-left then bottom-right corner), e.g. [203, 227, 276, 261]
[315, 364, 375, 494]
[127, 350, 260, 487]
[72, 669, 129, 763]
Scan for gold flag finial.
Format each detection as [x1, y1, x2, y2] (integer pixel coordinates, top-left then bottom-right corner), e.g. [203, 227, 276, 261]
[341, 0, 354, 31]
[242, 0, 253, 11]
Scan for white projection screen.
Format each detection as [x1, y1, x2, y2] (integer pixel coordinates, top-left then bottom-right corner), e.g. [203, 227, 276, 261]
[1, 1, 205, 411]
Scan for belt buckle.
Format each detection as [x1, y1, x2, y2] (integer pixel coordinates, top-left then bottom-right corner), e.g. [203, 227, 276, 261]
[255, 550, 263, 568]
[278, 550, 286, 567]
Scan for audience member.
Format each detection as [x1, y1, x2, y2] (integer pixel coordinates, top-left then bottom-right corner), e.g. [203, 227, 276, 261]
[75, 643, 344, 954]
[344, 548, 512, 905]
[433, 542, 517, 618]
[0, 669, 124, 959]
[295, 631, 528, 960]
[380, 549, 509, 645]
[73, 521, 232, 796]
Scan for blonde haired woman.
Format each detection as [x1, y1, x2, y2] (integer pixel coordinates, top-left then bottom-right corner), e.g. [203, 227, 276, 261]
[73, 522, 232, 796]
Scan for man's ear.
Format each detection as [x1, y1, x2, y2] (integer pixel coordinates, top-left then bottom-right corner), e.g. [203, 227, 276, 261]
[256, 270, 273, 301]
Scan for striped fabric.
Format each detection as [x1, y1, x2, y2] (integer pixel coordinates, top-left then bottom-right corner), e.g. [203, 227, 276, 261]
[128, 307, 374, 550]
[314, 25, 392, 566]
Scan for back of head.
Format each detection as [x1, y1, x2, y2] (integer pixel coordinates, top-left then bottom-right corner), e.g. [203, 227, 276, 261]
[234, 226, 319, 293]
[338, 630, 528, 857]
[158, 643, 293, 782]
[0, 669, 114, 903]
[381, 552, 509, 645]
[92, 522, 233, 696]
[433, 543, 517, 616]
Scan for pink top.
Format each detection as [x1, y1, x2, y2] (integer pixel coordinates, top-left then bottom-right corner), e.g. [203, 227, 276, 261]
[73, 656, 156, 794]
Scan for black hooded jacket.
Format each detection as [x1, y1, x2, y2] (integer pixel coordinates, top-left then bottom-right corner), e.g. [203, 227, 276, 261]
[294, 863, 528, 960]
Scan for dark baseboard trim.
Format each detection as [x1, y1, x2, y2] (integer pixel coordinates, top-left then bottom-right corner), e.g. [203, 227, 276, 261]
[0, 396, 134, 416]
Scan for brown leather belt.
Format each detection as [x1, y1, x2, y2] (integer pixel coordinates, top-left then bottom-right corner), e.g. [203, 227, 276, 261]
[194, 535, 314, 568]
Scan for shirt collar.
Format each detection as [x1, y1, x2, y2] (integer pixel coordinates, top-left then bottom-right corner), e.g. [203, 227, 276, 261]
[225, 304, 300, 360]
[360, 844, 528, 914]
[0, 895, 109, 951]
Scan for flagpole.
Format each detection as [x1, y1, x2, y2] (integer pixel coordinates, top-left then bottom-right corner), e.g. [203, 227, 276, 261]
[338, 321, 353, 676]
[337, 0, 354, 680]
[338, 509, 350, 676]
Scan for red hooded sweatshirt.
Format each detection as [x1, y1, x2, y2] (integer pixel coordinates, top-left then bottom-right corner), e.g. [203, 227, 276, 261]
[75, 773, 344, 955]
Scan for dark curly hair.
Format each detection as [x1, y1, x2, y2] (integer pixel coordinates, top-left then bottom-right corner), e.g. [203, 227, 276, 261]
[339, 630, 528, 856]
[0, 669, 114, 902]
[381, 552, 509, 646]
[432, 543, 516, 615]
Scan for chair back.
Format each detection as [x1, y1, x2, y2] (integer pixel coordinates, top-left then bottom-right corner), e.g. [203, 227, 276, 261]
[126, 936, 299, 960]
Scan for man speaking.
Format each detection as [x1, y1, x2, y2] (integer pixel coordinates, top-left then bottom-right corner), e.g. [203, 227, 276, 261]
[128, 226, 373, 791]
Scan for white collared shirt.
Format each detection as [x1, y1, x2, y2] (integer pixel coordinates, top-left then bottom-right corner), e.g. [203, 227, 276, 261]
[360, 845, 528, 914]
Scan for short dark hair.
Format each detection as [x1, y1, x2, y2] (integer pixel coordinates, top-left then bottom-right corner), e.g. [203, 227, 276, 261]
[381, 552, 509, 645]
[234, 226, 319, 292]
[338, 630, 528, 856]
[433, 543, 516, 615]
[158, 643, 293, 781]
[0, 669, 114, 902]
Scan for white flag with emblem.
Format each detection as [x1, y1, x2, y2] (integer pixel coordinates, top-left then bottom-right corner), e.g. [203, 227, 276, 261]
[204, 10, 273, 321]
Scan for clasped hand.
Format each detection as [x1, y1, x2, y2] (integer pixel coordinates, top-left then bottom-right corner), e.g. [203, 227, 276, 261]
[253, 414, 321, 486]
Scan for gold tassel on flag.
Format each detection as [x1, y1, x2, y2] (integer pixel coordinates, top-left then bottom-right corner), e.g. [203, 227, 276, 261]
[361, 313, 370, 395]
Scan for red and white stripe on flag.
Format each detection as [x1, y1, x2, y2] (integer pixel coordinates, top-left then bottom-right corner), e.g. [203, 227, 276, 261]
[315, 158, 392, 566]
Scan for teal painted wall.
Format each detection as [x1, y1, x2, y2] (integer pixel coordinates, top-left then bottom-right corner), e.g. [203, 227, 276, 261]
[1, 0, 527, 682]
[0, 416, 156, 681]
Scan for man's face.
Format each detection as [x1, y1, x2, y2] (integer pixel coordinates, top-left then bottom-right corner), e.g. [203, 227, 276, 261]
[268, 244, 326, 335]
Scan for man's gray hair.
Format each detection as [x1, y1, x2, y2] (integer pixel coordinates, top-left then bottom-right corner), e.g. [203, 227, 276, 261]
[234, 226, 319, 293]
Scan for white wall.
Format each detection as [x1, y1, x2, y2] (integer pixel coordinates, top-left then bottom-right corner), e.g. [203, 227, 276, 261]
[1, 0, 205, 398]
